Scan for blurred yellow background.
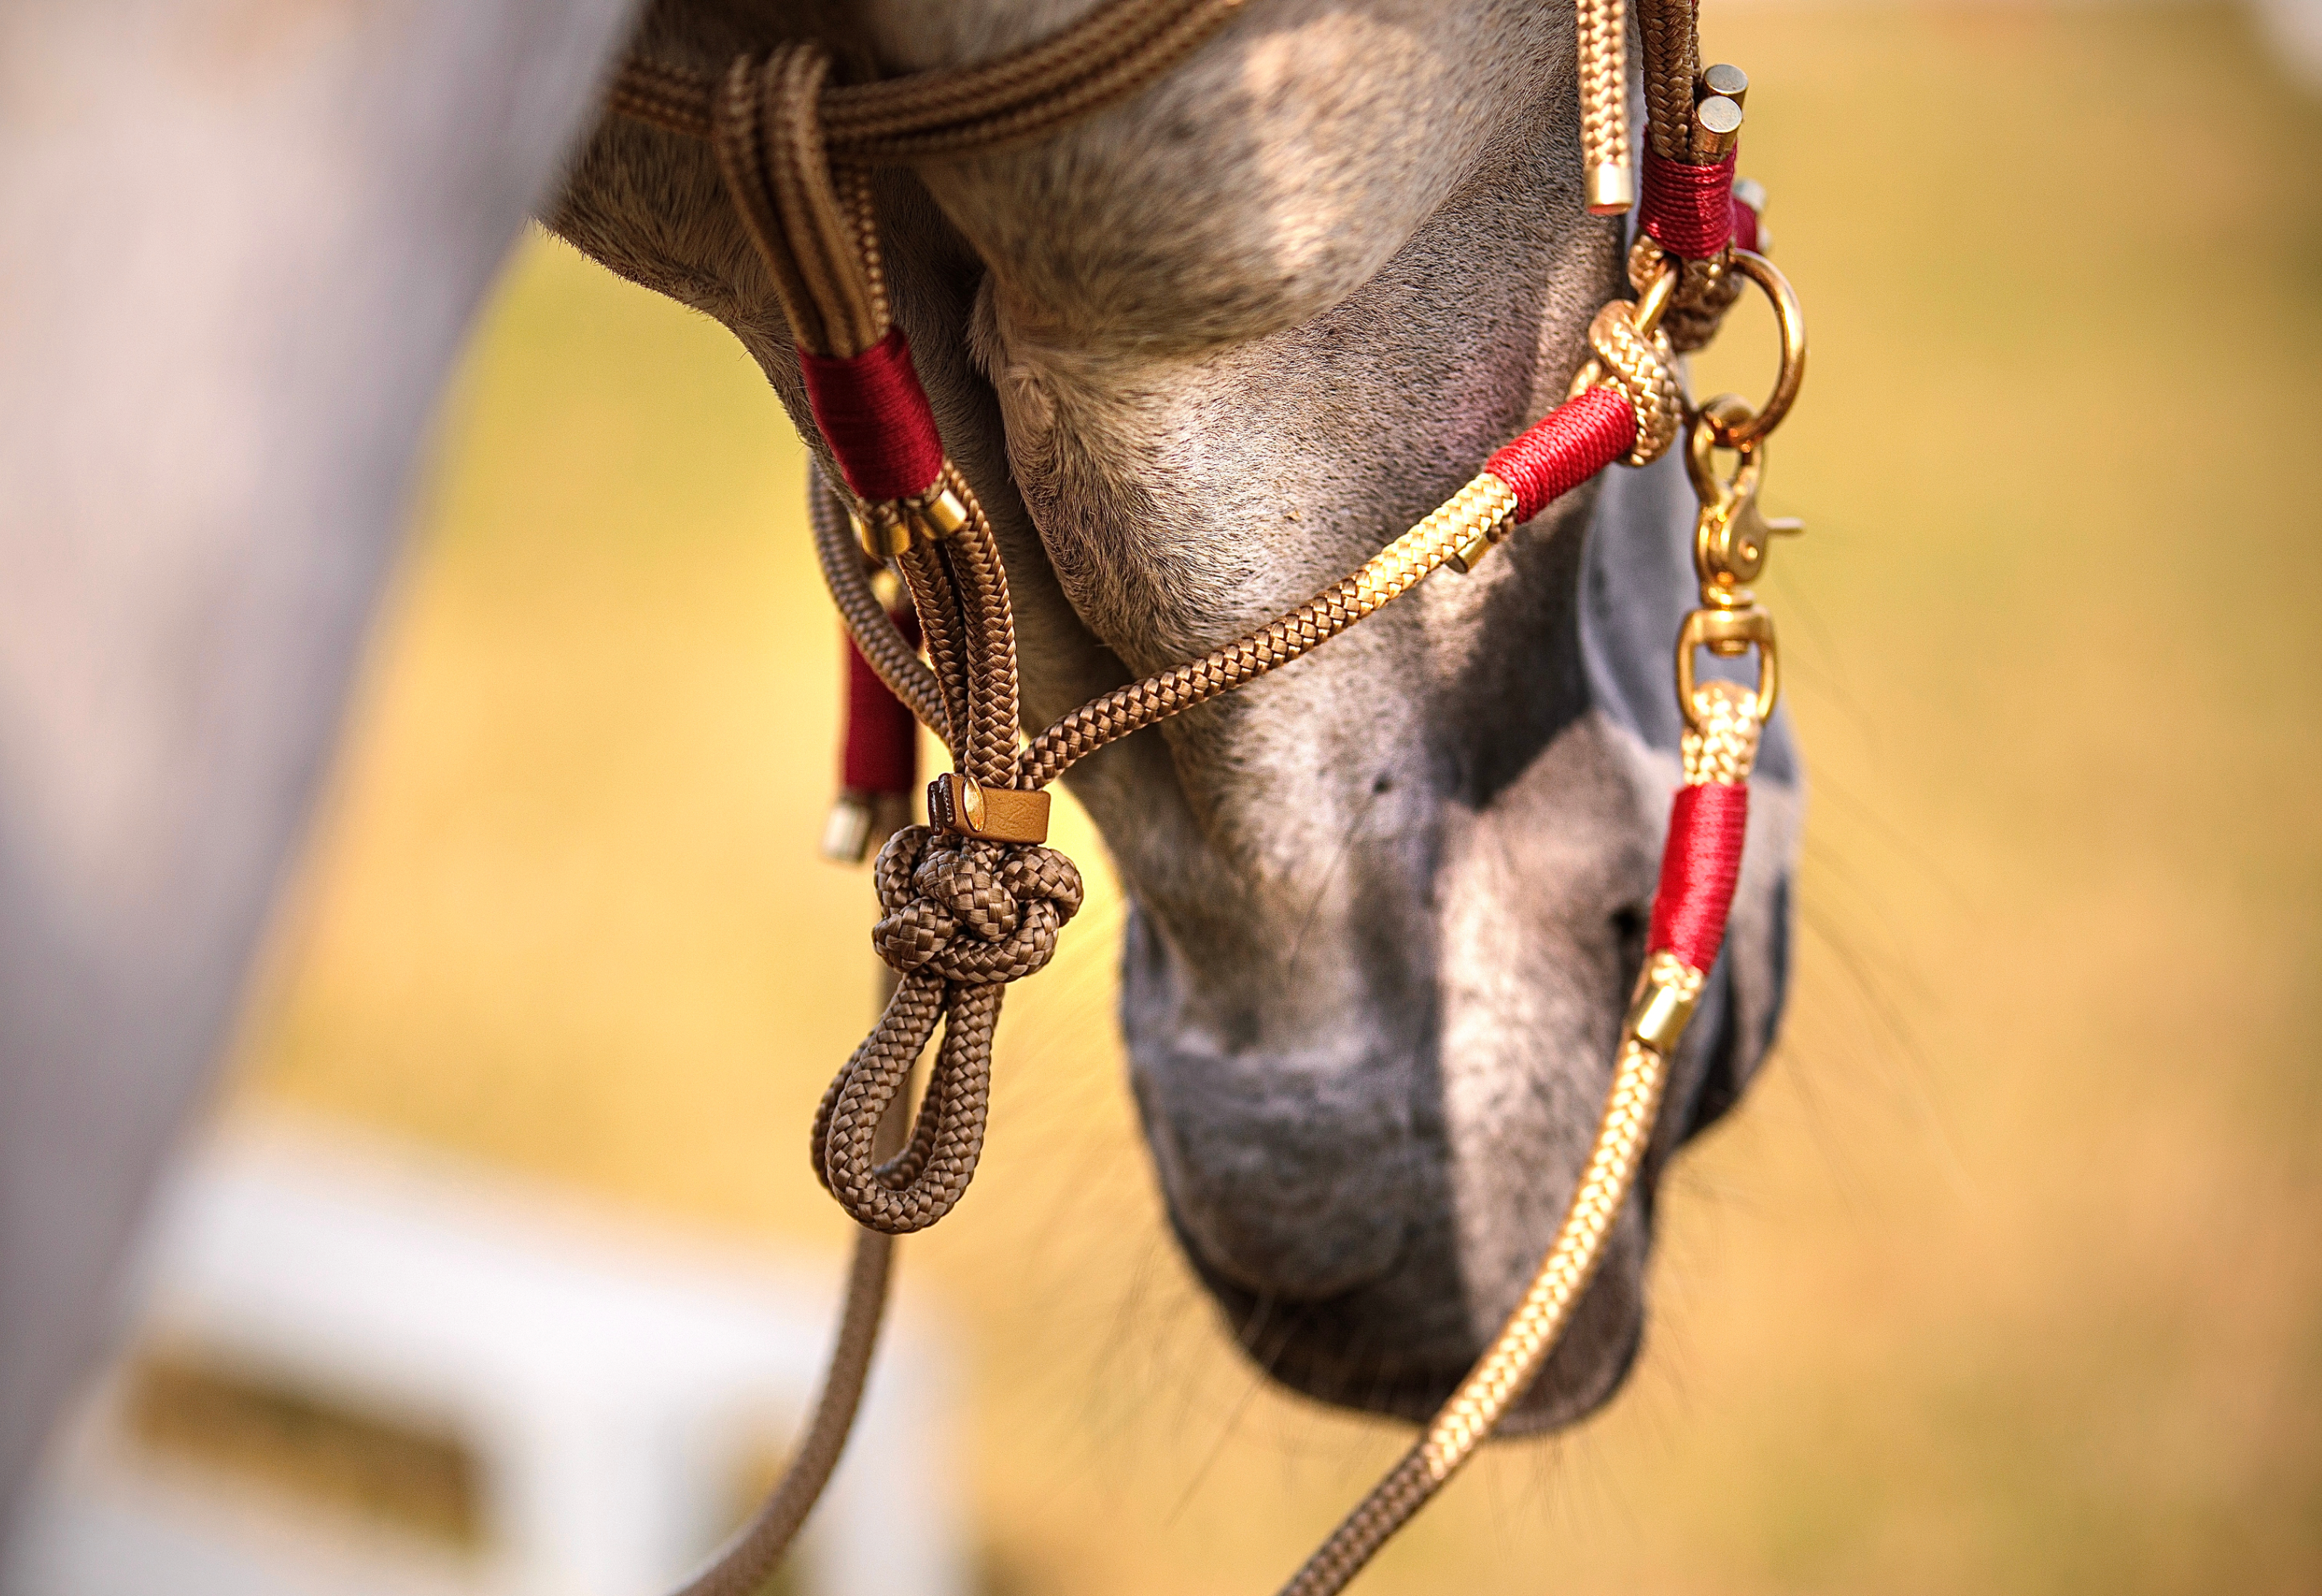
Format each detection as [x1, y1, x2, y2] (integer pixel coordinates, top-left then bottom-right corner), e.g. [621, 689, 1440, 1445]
[225, 7, 2321, 1593]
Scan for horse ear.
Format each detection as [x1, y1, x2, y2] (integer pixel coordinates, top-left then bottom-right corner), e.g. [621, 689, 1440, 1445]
[1578, 452, 1798, 786]
[0, 0, 640, 1518]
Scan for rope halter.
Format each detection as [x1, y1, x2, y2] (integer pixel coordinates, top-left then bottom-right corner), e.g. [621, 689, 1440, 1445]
[605, 2, 1812, 1592]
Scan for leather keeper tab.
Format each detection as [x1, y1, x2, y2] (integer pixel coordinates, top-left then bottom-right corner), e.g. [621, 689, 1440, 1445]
[927, 773, 1050, 843]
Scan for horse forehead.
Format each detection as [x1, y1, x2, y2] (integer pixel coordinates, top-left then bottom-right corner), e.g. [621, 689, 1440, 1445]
[877, 0, 1571, 353]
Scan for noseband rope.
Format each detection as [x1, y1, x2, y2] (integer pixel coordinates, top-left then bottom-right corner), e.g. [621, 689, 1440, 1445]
[609, 2, 1808, 1590]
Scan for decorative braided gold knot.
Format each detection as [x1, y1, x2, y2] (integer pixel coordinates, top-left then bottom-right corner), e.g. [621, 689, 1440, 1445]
[813, 826, 1083, 1233]
[1583, 299, 1684, 466]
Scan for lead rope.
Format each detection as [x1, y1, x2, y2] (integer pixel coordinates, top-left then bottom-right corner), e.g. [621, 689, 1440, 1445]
[625, 3, 1805, 1591]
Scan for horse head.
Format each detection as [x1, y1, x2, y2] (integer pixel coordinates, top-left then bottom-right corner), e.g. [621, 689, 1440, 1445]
[551, 0, 1800, 1431]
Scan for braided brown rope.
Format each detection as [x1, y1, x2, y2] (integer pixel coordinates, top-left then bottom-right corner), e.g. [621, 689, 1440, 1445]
[1636, 0, 1702, 163]
[1015, 474, 1517, 787]
[811, 829, 1082, 1231]
[1643, 240, 1746, 355]
[896, 538, 975, 763]
[935, 489, 1025, 790]
[1575, 0, 1629, 194]
[668, 1227, 892, 1596]
[710, 47, 887, 358]
[808, 470, 946, 738]
[667, 964, 922, 1596]
[611, 0, 1249, 161]
[1631, 0, 1757, 351]
[607, 57, 717, 141]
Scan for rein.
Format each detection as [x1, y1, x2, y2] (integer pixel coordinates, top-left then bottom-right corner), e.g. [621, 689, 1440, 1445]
[606, 2, 1810, 1590]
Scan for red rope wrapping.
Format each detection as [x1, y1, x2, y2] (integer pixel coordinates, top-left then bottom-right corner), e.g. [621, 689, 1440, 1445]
[841, 606, 920, 794]
[1730, 189, 1760, 255]
[1640, 147, 1739, 260]
[1481, 386, 1638, 523]
[799, 329, 946, 503]
[1647, 781, 1749, 971]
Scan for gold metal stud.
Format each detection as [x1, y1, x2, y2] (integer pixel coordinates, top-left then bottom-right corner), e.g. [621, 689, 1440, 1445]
[1586, 163, 1635, 216]
[1692, 95, 1742, 160]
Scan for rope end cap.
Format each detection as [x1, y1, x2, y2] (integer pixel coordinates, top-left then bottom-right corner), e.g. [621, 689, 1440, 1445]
[1585, 163, 1636, 215]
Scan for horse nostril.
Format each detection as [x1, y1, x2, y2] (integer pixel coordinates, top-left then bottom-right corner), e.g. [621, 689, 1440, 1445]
[1133, 1061, 1412, 1301]
[1612, 904, 1647, 990]
[1151, 1124, 1412, 1301]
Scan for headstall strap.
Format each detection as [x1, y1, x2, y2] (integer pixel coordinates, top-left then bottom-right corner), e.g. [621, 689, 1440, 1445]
[608, 0, 1810, 1590]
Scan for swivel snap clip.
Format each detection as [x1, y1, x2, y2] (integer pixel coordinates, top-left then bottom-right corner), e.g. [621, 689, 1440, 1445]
[1686, 394, 1802, 607]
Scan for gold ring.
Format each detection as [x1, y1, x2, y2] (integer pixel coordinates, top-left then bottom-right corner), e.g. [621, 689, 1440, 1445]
[1704, 250, 1806, 451]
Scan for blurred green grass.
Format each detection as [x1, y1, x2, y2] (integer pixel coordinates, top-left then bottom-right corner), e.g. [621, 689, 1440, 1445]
[234, 6, 2322, 1592]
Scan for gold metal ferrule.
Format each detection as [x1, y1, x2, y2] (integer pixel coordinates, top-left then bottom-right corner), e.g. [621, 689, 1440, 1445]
[853, 482, 968, 559]
[1585, 163, 1635, 216]
[1625, 950, 1708, 1055]
[820, 789, 914, 865]
[911, 483, 969, 540]
[851, 506, 914, 560]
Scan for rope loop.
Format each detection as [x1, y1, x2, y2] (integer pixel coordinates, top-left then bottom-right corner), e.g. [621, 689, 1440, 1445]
[710, 44, 889, 360]
[811, 827, 1082, 1234]
[1632, 233, 1744, 355]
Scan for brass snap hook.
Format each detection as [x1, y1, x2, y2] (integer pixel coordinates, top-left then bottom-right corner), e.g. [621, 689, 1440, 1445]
[1686, 396, 1803, 604]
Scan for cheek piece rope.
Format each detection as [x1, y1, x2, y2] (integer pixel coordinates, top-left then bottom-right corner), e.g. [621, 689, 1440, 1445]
[609, 1, 1807, 1591]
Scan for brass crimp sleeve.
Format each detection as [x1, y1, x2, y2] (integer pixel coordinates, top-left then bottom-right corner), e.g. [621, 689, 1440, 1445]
[1624, 950, 1708, 1055]
[851, 503, 915, 559]
[909, 482, 969, 540]
[1440, 474, 1523, 575]
[851, 481, 970, 559]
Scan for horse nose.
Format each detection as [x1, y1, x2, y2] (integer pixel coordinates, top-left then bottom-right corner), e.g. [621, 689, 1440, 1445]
[1132, 1050, 1410, 1301]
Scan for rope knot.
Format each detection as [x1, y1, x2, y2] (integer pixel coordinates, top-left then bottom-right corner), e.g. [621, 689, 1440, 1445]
[1583, 300, 1684, 467]
[813, 825, 1083, 1233]
[870, 826, 1083, 984]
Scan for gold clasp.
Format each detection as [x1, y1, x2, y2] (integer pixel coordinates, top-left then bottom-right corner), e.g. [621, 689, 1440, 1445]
[1675, 606, 1779, 735]
[1685, 395, 1802, 606]
[1673, 253, 1804, 739]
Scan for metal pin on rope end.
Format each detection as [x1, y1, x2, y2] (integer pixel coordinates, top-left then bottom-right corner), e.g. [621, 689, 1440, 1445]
[1585, 163, 1635, 216]
[821, 790, 914, 865]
